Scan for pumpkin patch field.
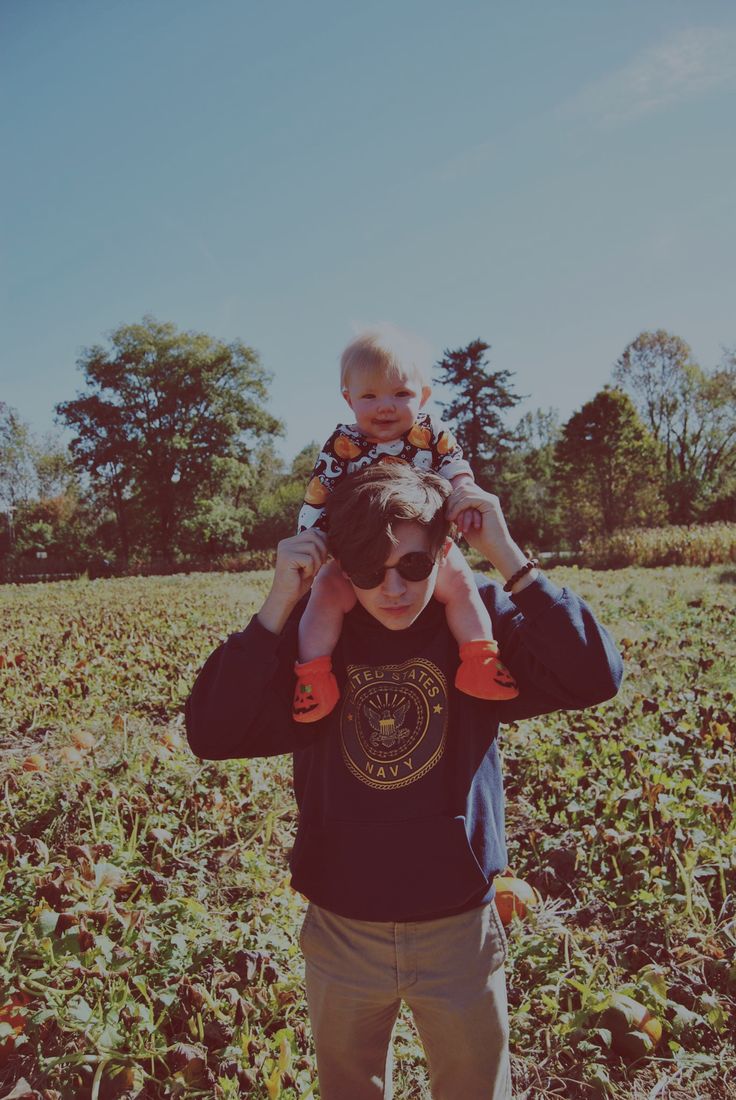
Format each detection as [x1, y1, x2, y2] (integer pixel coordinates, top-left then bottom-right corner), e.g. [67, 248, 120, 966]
[1, 566, 734, 1099]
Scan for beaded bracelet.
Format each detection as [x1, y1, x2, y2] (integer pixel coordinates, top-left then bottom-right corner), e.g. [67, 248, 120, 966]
[503, 558, 539, 592]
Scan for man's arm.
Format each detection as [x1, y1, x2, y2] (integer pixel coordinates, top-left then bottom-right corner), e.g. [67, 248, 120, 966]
[445, 482, 623, 717]
[479, 574, 623, 720]
[258, 528, 328, 634]
[184, 530, 329, 760]
[445, 481, 540, 595]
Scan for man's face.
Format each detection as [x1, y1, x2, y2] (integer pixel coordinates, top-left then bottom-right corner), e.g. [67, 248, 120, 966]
[343, 521, 445, 631]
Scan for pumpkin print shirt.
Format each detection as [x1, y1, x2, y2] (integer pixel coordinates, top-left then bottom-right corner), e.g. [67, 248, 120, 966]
[297, 412, 473, 533]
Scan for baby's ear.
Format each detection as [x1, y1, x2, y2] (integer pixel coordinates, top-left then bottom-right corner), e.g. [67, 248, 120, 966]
[420, 385, 432, 407]
[342, 388, 354, 410]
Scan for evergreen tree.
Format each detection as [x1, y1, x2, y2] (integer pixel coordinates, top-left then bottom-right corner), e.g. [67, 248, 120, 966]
[433, 340, 524, 485]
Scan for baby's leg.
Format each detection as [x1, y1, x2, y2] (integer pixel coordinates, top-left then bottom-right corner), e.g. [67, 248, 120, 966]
[298, 560, 356, 661]
[294, 561, 356, 723]
[435, 543, 518, 701]
[434, 542, 495, 644]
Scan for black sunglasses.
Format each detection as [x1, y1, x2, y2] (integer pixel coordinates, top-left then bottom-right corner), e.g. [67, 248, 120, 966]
[347, 551, 436, 590]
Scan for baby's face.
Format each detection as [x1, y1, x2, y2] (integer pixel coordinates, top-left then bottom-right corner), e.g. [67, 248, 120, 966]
[343, 368, 431, 443]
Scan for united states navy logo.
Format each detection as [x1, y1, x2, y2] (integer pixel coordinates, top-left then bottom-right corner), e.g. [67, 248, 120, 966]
[340, 658, 448, 790]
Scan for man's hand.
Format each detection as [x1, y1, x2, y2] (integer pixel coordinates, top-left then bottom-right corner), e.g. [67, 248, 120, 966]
[274, 530, 329, 601]
[445, 483, 538, 593]
[258, 529, 329, 635]
[445, 484, 512, 553]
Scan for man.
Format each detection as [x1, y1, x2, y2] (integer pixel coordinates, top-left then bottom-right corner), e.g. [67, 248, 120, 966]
[185, 464, 623, 1100]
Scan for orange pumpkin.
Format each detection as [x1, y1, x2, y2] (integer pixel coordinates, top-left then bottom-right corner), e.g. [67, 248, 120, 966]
[304, 477, 329, 506]
[334, 434, 362, 460]
[22, 754, 47, 772]
[293, 680, 320, 720]
[436, 429, 457, 455]
[59, 746, 84, 766]
[493, 876, 541, 924]
[599, 993, 663, 1058]
[160, 730, 184, 751]
[71, 730, 96, 751]
[407, 424, 432, 449]
[0, 991, 33, 1062]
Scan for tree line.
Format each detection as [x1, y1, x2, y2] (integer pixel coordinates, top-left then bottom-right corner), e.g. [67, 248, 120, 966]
[1, 317, 734, 577]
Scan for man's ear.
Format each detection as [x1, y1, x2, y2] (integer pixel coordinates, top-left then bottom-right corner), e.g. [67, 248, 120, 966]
[420, 385, 432, 408]
[441, 536, 453, 559]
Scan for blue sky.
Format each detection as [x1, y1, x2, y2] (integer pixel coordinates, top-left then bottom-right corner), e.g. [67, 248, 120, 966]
[2, 0, 735, 465]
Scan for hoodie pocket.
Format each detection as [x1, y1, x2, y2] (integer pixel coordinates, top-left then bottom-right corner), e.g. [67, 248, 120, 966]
[290, 814, 489, 921]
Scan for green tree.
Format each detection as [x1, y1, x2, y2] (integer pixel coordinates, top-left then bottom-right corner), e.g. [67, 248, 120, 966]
[554, 388, 667, 541]
[433, 340, 524, 484]
[245, 441, 321, 551]
[0, 405, 36, 557]
[289, 441, 321, 483]
[0, 412, 103, 571]
[248, 480, 306, 550]
[694, 351, 736, 519]
[56, 317, 283, 563]
[0, 404, 36, 511]
[613, 331, 736, 521]
[33, 431, 79, 500]
[496, 408, 562, 550]
[13, 486, 91, 562]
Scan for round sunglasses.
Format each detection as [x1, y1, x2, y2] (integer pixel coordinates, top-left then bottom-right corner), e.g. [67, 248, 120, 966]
[347, 551, 437, 590]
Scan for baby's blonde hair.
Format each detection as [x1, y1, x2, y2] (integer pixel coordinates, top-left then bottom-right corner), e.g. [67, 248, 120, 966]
[340, 329, 430, 393]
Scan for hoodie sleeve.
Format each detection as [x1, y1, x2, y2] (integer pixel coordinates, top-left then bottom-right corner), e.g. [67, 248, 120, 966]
[480, 573, 624, 723]
[184, 608, 325, 760]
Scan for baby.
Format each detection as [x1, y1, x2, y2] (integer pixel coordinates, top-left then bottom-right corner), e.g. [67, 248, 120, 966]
[293, 331, 518, 722]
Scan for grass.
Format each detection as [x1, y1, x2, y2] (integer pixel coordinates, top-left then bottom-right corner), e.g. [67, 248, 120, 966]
[0, 564, 734, 1099]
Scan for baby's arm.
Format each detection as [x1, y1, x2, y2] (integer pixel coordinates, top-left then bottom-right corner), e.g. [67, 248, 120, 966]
[450, 471, 483, 534]
[296, 429, 353, 534]
[425, 416, 482, 533]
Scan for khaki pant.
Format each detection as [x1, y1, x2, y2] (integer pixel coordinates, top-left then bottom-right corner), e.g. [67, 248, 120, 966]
[300, 900, 512, 1100]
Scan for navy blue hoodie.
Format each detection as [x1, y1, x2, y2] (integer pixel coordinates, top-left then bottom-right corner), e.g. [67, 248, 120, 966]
[185, 574, 622, 922]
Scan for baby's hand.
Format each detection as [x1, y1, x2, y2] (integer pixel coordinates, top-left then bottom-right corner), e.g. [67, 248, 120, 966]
[455, 507, 483, 534]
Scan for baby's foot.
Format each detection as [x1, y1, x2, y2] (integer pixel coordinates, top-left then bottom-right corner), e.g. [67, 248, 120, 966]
[455, 640, 519, 701]
[293, 656, 340, 723]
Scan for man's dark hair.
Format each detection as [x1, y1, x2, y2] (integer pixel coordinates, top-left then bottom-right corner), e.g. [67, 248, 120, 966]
[325, 464, 452, 575]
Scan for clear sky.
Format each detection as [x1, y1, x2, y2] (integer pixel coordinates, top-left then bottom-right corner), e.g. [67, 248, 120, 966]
[2, 0, 735, 464]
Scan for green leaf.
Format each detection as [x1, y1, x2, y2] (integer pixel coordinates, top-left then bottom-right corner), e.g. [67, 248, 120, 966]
[584, 1062, 615, 1096]
[638, 966, 668, 1004]
[67, 995, 94, 1024]
[35, 910, 60, 938]
[669, 1002, 703, 1037]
